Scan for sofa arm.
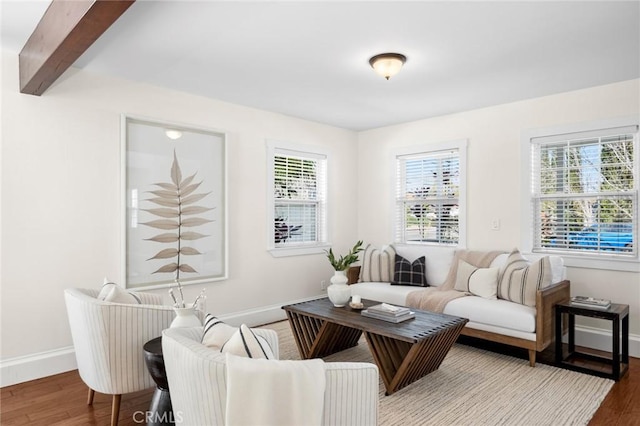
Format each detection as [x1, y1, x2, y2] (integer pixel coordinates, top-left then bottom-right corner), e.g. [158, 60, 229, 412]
[535, 280, 570, 351]
[323, 362, 378, 426]
[347, 266, 361, 284]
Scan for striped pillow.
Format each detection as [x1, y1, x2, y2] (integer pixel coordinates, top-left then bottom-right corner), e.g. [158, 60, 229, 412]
[391, 254, 427, 287]
[202, 314, 237, 349]
[359, 244, 396, 282]
[220, 324, 274, 359]
[498, 249, 552, 306]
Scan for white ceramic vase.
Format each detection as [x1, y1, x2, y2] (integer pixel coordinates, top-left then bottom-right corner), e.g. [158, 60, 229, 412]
[170, 305, 202, 328]
[327, 270, 351, 307]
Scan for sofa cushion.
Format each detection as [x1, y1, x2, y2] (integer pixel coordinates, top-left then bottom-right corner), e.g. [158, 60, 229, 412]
[443, 296, 537, 333]
[359, 244, 396, 282]
[453, 260, 499, 299]
[348, 282, 415, 306]
[392, 254, 427, 287]
[395, 245, 456, 286]
[498, 249, 552, 307]
[491, 252, 565, 286]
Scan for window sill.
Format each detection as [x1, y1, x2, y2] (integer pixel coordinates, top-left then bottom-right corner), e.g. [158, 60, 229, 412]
[531, 251, 639, 272]
[268, 244, 331, 258]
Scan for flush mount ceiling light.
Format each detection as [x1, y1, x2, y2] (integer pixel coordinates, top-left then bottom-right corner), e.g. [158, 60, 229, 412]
[165, 129, 183, 140]
[369, 53, 407, 80]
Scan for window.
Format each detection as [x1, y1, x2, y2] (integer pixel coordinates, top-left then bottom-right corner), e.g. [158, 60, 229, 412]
[395, 141, 467, 246]
[527, 123, 638, 263]
[267, 141, 328, 256]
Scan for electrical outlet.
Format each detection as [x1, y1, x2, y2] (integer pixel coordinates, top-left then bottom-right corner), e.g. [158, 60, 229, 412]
[491, 218, 500, 230]
[320, 280, 327, 291]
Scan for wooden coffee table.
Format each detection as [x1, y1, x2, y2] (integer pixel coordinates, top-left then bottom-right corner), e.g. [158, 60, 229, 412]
[282, 298, 468, 394]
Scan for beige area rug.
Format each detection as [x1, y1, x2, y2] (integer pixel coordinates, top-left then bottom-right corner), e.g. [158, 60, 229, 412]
[263, 321, 614, 426]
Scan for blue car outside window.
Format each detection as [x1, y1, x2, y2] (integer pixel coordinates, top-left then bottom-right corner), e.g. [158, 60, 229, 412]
[569, 224, 633, 250]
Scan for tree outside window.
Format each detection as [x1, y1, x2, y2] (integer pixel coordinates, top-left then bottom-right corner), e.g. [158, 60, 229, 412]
[534, 130, 637, 256]
[267, 142, 327, 254]
[397, 148, 462, 245]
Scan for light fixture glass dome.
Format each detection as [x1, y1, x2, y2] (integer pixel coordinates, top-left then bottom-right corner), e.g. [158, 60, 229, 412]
[165, 129, 183, 140]
[369, 53, 407, 80]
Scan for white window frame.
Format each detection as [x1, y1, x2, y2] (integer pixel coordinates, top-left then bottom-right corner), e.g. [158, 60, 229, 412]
[266, 140, 330, 257]
[392, 140, 467, 248]
[521, 116, 640, 272]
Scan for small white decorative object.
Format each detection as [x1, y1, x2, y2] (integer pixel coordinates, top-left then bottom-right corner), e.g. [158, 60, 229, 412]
[171, 305, 202, 328]
[327, 270, 351, 307]
[351, 295, 361, 304]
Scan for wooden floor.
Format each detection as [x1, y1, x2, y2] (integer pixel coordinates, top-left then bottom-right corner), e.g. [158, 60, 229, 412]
[1, 342, 638, 425]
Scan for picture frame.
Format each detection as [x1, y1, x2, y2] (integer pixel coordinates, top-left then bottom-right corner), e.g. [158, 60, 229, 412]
[122, 115, 227, 289]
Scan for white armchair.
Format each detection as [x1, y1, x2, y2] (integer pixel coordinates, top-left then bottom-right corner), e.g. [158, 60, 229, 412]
[64, 288, 175, 426]
[162, 326, 379, 426]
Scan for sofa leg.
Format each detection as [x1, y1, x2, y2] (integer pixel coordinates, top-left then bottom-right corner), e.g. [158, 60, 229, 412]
[111, 394, 121, 426]
[528, 350, 536, 367]
[87, 388, 95, 405]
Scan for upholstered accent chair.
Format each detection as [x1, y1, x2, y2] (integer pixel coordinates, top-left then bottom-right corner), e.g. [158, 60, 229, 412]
[162, 327, 379, 426]
[64, 288, 174, 426]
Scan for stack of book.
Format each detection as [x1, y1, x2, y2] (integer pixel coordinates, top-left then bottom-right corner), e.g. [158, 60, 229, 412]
[570, 296, 611, 310]
[361, 303, 415, 323]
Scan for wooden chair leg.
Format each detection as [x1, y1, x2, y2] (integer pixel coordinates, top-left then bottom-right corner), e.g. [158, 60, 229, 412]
[528, 349, 536, 367]
[110, 394, 121, 426]
[87, 388, 95, 405]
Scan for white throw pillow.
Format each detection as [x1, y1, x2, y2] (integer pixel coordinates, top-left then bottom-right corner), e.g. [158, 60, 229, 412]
[220, 324, 274, 359]
[359, 244, 396, 282]
[97, 281, 141, 304]
[454, 259, 499, 299]
[202, 314, 237, 349]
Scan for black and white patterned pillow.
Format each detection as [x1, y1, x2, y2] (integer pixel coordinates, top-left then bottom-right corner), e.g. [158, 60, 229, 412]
[220, 324, 274, 359]
[202, 314, 237, 348]
[391, 254, 428, 287]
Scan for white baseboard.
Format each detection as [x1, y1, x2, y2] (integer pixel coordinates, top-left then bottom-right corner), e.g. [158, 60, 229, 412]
[0, 347, 77, 387]
[0, 294, 323, 387]
[572, 325, 640, 358]
[217, 295, 323, 327]
[3, 296, 637, 388]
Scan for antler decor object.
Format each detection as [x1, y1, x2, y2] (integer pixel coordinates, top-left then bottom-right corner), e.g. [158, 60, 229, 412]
[142, 150, 214, 293]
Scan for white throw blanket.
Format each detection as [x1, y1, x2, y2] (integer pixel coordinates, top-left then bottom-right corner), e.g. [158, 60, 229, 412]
[225, 353, 326, 426]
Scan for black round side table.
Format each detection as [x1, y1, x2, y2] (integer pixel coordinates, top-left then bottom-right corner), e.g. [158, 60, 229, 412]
[143, 336, 174, 426]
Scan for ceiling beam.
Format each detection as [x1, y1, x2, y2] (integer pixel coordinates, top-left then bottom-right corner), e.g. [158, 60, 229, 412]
[19, 0, 135, 96]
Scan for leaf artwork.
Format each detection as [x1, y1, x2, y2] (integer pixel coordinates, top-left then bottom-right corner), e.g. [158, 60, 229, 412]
[141, 150, 214, 280]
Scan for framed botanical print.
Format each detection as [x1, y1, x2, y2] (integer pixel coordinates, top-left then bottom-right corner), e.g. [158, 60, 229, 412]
[122, 115, 227, 289]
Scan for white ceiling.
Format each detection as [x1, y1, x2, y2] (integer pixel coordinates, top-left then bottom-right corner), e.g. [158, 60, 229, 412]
[2, 1, 639, 131]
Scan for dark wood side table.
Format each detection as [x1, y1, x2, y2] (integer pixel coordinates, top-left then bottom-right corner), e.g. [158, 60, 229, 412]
[143, 337, 174, 425]
[555, 301, 629, 381]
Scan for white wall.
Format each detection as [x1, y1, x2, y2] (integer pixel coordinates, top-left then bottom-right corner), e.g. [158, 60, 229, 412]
[357, 79, 640, 349]
[2, 48, 639, 385]
[0, 51, 359, 384]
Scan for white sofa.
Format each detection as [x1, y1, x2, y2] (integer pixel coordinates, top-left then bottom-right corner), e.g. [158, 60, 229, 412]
[348, 245, 570, 367]
[162, 327, 379, 426]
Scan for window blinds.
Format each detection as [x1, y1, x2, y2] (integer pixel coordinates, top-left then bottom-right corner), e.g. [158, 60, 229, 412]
[273, 149, 326, 246]
[395, 149, 460, 244]
[531, 125, 638, 256]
